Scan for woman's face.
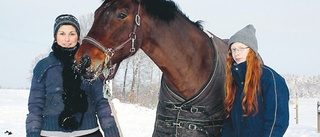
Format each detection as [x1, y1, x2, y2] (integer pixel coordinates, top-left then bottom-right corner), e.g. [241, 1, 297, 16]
[55, 25, 78, 48]
[230, 42, 250, 64]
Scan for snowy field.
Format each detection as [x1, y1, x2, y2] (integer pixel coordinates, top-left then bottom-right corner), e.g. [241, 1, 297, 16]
[1, 89, 320, 137]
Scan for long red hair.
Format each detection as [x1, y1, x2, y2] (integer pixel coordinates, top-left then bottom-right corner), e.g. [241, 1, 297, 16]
[224, 49, 262, 117]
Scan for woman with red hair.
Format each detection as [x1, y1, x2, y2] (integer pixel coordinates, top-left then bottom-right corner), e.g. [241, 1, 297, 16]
[221, 25, 289, 137]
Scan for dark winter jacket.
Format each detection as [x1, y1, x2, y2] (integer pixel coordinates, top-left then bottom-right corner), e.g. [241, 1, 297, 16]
[26, 52, 119, 137]
[221, 62, 289, 137]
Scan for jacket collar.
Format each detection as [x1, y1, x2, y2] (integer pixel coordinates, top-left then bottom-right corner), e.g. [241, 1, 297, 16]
[231, 62, 247, 85]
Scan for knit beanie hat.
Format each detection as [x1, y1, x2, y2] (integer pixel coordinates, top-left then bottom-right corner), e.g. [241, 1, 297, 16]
[54, 14, 80, 38]
[228, 24, 258, 54]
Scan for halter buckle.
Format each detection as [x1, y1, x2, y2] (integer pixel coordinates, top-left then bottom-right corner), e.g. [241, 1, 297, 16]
[135, 15, 141, 26]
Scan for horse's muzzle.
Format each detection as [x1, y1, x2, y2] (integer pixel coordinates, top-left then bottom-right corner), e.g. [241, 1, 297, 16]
[74, 54, 97, 80]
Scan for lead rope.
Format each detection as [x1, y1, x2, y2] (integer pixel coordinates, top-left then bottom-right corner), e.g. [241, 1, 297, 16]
[103, 78, 123, 137]
[98, 4, 141, 136]
[102, 55, 123, 136]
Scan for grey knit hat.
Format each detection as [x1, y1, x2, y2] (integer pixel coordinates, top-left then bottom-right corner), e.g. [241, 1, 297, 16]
[54, 14, 80, 38]
[228, 24, 258, 53]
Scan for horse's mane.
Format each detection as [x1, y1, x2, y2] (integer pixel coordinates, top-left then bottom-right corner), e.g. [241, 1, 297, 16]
[101, 0, 203, 30]
[141, 0, 203, 30]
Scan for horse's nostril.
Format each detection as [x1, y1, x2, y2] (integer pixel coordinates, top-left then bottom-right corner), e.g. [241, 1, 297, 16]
[81, 55, 91, 68]
[79, 55, 91, 73]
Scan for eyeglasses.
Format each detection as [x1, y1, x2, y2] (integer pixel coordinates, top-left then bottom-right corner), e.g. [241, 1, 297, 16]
[230, 47, 249, 53]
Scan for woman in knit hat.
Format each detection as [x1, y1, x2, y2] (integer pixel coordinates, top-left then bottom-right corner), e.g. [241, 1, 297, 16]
[221, 25, 289, 137]
[26, 14, 120, 137]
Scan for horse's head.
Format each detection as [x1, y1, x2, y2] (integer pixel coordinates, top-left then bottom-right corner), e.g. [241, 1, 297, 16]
[74, 0, 142, 80]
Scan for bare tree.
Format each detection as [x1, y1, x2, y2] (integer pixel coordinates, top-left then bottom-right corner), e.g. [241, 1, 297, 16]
[28, 53, 49, 82]
[78, 13, 94, 41]
[128, 53, 141, 103]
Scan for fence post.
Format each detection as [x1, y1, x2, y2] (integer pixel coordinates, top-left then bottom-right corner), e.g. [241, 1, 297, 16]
[317, 101, 320, 133]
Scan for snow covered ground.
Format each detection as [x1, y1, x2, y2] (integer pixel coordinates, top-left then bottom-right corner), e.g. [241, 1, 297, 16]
[1, 89, 320, 137]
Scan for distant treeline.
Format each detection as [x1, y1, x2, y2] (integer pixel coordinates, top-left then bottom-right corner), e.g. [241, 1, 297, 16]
[283, 74, 320, 98]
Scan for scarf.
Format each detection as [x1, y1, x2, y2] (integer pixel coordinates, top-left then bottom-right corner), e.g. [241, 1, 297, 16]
[52, 42, 88, 131]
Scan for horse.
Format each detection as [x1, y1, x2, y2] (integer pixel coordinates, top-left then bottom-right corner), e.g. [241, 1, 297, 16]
[74, 0, 229, 136]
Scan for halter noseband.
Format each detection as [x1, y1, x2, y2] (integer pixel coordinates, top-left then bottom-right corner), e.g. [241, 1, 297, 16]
[82, 4, 141, 79]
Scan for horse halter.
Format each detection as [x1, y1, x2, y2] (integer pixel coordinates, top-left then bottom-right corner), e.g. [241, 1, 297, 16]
[82, 4, 141, 79]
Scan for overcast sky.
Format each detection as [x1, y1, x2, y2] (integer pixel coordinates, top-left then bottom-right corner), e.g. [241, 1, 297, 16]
[1, 0, 319, 88]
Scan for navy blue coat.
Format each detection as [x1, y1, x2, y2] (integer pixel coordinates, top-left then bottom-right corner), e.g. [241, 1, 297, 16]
[221, 62, 289, 137]
[26, 52, 118, 137]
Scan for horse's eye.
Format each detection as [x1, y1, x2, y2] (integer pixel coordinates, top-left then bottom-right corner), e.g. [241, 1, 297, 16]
[117, 13, 127, 19]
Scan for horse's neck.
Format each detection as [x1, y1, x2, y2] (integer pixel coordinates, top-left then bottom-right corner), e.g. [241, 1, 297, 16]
[141, 15, 215, 99]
